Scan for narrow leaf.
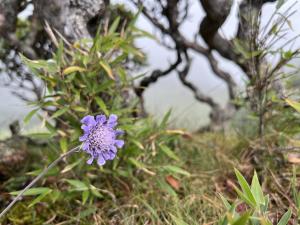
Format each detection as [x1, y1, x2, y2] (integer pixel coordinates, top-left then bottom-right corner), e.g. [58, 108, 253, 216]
[251, 171, 264, 205]
[162, 165, 190, 177]
[50, 107, 68, 119]
[234, 169, 257, 206]
[108, 17, 120, 34]
[63, 66, 86, 75]
[159, 144, 180, 161]
[277, 209, 292, 225]
[285, 98, 300, 113]
[10, 187, 52, 196]
[100, 60, 115, 80]
[24, 108, 39, 124]
[95, 96, 109, 115]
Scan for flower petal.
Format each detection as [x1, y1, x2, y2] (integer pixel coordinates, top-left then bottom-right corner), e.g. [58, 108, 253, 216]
[115, 129, 124, 136]
[82, 142, 90, 151]
[108, 151, 116, 160]
[79, 134, 88, 142]
[115, 140, 124, 148]
[81, 115, 96, 126]
[97, 154, 106, 166]
[110, 146, 117, 153]
[96, 115, 106, 124]
[81, 125, 91, 133]
[107, 114, 118, 128]
[87, 156, 94, 164]
[102, 152, 111, 160]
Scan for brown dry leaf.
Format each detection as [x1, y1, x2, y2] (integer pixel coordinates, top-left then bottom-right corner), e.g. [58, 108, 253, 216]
[288, 153, 300, 164]
[165, 175, 180, 191]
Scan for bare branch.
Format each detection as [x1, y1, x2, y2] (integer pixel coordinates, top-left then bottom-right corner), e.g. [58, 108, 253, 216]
[178, 52, 219, 109]
[134, 51, 182, 97]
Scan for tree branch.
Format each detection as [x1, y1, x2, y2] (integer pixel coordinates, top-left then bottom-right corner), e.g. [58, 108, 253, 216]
[135, 51, 182, 97]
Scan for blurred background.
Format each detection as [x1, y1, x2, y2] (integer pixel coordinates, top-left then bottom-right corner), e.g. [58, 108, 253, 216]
[1, 0, 299, 137]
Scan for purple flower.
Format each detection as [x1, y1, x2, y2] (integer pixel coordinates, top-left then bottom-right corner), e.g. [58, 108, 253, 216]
[79, 114, 124, 166]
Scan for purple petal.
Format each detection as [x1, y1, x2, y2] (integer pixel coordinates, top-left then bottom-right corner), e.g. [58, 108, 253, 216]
[81, 115, 96, 126]
[115, 129, 124, 136]
[115, 140, 124, 148]
[81, 125, 91, 133]
[96, 115, 106, 124]
[87, 156, 94, 164]
[79, 134, 88, 142]
[97, 154, 106, 166]
[108, 152, 116, 160]
[102, 152, 111, 160]
[107, 114, 118, 128]
[110, 146, 117, 153]
[82, 142, 90, 151]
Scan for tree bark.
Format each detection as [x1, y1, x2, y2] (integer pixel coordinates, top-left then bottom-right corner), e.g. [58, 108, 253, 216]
[33, 0, 108, 41]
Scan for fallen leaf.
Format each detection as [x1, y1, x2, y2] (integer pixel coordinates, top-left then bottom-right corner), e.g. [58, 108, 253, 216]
[165, 175, 180, 191]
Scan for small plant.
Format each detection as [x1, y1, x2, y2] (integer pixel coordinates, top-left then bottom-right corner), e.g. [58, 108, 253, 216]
[218, 169, 292, 225]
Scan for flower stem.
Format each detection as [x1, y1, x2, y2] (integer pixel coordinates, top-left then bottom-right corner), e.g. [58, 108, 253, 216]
[0, 145, 81, 219]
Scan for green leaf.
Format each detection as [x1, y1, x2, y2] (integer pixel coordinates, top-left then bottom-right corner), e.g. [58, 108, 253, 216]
[159, 144, 180, 161]
[283, 50, 293, 60]
[128, 158, 156, 176]
[285, 98, 300, 113]
[157, 179, 177, 197]
[50, 190, 61, 203]
[131, 139, 145, 150]
[234, 186, 256, 207]
[129, 158, 147, 169]
[99, 60, 114, 80]
[276, 0, 286, 9]
[261, 195, 269, 213]
[62, 159, 82, 173]
[277, 209, 292, 225]
[234, 169, 257, 207]
[232, 211, 251, 225]
[24, 108, 39, 124]
[82, 190, 90, 204]
[162, 165, 190, 177]
[251, 171, 264, 205]
[77, 207, 97, 219]
[63, 66, 86, 75]
[65, 179, 89, 191]
[219, 194, 231, 210]
[108, 17, 120, 34]
[55, 40, 64, 66]
[72, 106, 87, 112]
[10, 187, 52, 196]
[50, 107, 68, 119]
[160, 109, 172, 129]
[20, 54, 58, 73]
[59, 137, 68, 153]
[90, 185, 103, 198]
[95, 96, 109, 115]
[29, 189, 52, 207]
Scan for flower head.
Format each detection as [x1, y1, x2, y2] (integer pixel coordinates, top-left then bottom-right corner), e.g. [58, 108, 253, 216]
[79, 114, 124, 166]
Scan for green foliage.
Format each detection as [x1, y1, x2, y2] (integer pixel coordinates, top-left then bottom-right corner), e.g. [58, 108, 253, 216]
[11, 16, 190, 217]
[218, 170, 293, 225]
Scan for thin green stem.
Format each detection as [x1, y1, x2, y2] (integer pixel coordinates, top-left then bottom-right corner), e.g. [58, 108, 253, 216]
[0, 145, 81, 219]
